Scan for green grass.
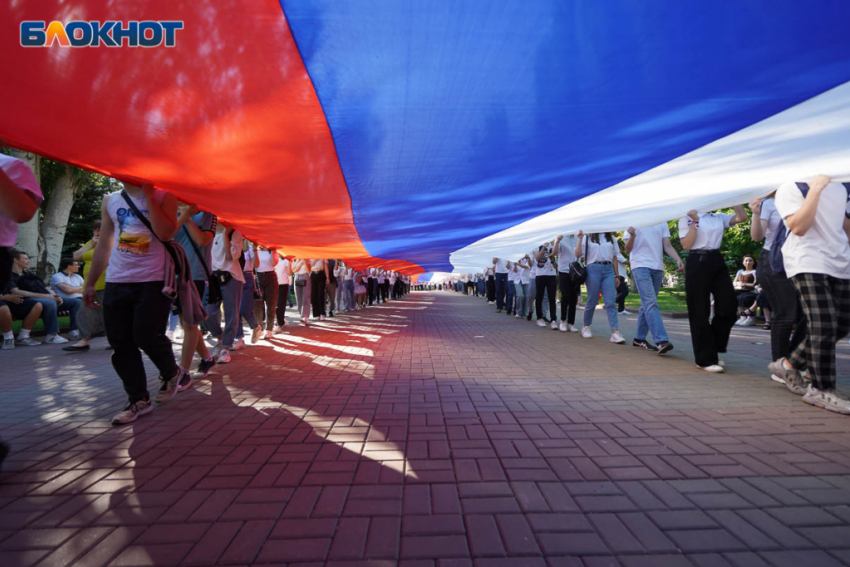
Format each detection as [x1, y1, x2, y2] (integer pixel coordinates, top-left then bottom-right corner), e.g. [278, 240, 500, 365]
[581, 287, 688, 314]
[10, 315, 71, 334]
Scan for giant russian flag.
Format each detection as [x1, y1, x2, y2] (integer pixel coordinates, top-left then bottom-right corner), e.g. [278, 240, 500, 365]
[2, 1, 849, 274]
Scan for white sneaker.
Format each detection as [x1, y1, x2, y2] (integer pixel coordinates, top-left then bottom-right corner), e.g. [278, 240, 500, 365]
[536, 319, 546, 327]
[217, 349, 232, 364]
[515, 314, 521, 319]
[581, 326, 592, 339]
[231, 339, 246, 351]
[272, 325, 282, 334]
[111, 398, 153, 425]
[697, 364, 725, 373]
[568, 324, 579, 333]
[2, 338, 14, 350]
[618, 310, 631, 315]
[550, 320, 558, 330]
[610, 331, 626, 344]
[44, 334, 69, 344]
[802, 385, 850, 414]
[263, 330, 273, 340]
[718, 360, 726, 368]
[740, 317, 755, 327]
[320, 315, 326, 321]
[559, 322, 568, 332]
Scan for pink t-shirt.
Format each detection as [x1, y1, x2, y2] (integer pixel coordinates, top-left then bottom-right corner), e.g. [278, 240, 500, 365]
[0, 154, 43, 247]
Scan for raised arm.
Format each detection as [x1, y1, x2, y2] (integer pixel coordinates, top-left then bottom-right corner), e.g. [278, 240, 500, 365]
[680, 211, 699, 250]
[574, 231, 584, 258]
[784, 175, 831, 236]
[749, 198, 766, 242]
[728, 204, 748, 227]
[624, 227, 636, 254]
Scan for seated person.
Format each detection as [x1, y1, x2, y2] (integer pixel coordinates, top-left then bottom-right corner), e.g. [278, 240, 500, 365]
[8, 250, 67, 344]
[50, 257, 84, 340]
[734, 254, 759, 326]
[0, 290, 43, 348]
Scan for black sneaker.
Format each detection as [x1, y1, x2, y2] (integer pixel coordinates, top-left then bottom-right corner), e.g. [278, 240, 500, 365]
[193, 357, 216, 379]
[632, 339, 656, 351]
[155, 369, 187, 403]
[656, 341, 674, 355]
[177, 369, 193, 392]
[526, 313, 532, 321]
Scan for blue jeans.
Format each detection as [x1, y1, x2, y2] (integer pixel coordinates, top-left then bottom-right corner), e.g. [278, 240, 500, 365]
[495, 272, 508, 309]
[526, 278, 536, 317]
[32, 298, 60, 335]
[344, 280, 355, 311]
[62, 297, 83, 332]
[237, 273, 260, 338]
[205, 276, 242, 348]
[514, 281, 528, 317]
[583, 263, 618, 331]
[505, 280, 516, 312]
[633, 267, 668, 343]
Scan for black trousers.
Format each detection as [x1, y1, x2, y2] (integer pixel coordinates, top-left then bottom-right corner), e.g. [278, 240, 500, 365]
[535, 275, 557, 321]
[103, 281, 178, 403]
[275, 283, 290, 326]
[382, 281, 390, 301]
[368, 278, 377, 305]
[616, 288, 629, 312]
[486, 276, 495, 302]
[685, 251, 737, 367]
[558, 271, 578, 325]
[757, 258, 806, 361]
[310, 272, 326, 317]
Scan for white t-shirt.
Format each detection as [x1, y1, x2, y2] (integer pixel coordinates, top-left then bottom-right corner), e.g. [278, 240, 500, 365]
[557, 235, 578, 272]
[623, 223, 670, 271]
[494, 258, 509, 274]
[584, 236, 617, 264]
[50, 271, 84, 299]
[484, 267, 494, 278]
[293, 259, 309, 275]
[212, 229, 245, 282]
[517, 264, 530, 285]
[678, 212, 735, 250]
[774, 181, 850, 279]
[311, 259, 325, 272]
[0, 154, 43, 247]
[759, 198, 782, 252]
[257, 250, 276, 273]
[534, 246, 557, 276]
[507, 265, 518, 283]
[274, 258, 291, 283]
[105, 190, 168, 283]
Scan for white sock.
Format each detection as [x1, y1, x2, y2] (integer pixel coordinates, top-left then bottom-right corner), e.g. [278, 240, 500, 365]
[18, 329, 30, 339]
[3, 331, 13, 340]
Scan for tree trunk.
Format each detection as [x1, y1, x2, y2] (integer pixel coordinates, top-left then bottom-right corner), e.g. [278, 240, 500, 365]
[38, 165, 79, 280]
[9, 149, 41, 256]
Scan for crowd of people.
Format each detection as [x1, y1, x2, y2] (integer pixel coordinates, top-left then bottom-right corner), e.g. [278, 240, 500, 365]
[442, 178, 850, 415]
[1, 142, 849, 440]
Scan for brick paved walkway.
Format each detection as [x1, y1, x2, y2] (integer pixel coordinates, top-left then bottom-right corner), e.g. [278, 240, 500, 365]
[1, 291, 850, 567]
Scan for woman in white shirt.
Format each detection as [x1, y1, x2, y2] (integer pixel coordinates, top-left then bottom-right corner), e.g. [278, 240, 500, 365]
[555, 233, 580, 332]
[733, 254, 758, 326]
[679, 205, 748, 372]
[273, 253, 292, 332]
[512, 255, 531, 319]
[207, 224, 245, 362]
[255, 247, 279, 338]
[574, 232, 625, 343]
[291, 258, 311, 324]
[750, 195, 806, 370]
[533, 240, 559, 330]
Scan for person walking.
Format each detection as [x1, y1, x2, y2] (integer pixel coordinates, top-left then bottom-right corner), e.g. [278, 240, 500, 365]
[206, 223, 244, 364]
[770, 175, 850, 411]
[310, 258, 330, 319]
[83, 182, 190, 424]
[273, 252, 292, 332]
[750, 194, 806, 372]
[679, 205, 748, 372]
[533, 241, 559, 329]
[575, 232, 626, 344]
[255, 246, 279, 337]
[623, 223, 683, 354]
[493, 257, 509, 313]
[555, 233, 580, 332]
[292, 258, 311, 324]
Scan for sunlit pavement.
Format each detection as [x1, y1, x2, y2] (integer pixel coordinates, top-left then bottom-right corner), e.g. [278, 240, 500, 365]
[1, 291, 850, 567]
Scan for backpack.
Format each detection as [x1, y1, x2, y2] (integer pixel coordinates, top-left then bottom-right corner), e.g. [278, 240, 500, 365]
[770, 182, 850, 276]
[15, 271, 49, 294]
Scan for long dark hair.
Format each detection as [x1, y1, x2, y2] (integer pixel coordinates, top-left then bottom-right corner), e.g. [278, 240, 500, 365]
[589, 232, 614, 244]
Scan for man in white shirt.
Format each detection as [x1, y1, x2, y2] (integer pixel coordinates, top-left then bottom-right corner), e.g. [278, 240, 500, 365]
[273, 253, 291, 331]
[50, 258, 85, 340]
[623, 223, 684, 354]
[771, 175, 850, 414]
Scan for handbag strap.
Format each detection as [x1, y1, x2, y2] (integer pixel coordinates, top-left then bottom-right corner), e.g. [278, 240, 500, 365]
[181, 224, 213, 280]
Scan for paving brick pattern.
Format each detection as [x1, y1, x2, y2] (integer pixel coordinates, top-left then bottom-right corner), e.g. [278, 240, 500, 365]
[1, 291, 850, 566]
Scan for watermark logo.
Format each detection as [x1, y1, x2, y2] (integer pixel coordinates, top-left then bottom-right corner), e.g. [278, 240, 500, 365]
[20, 21, 183, 48]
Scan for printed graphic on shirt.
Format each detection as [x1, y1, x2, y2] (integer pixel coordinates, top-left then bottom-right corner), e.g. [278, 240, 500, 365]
[116, 205, 152, 255]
